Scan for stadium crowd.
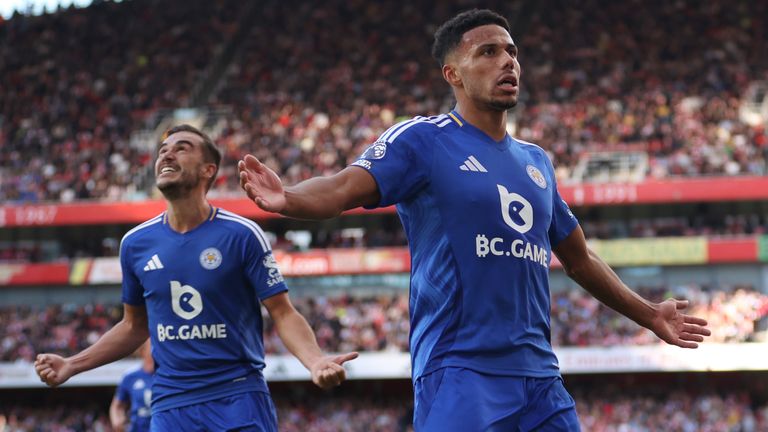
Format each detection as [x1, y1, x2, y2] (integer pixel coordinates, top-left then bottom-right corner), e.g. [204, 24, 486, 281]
[0, 303, 122, 362]
[0, 0, 243, 203]
[3, 285, 766, 362]
[3, 390, 767, 431]
[208, 0, 768, 191]
[0, 406, 111, 432]
[1, 0, 767, 203]
[262, 293, 411, 355]
[574, 391, 768, 432]
[516, 0, 768, 181]
[550, 284, 768, 347]
[277, 398, 410, 432]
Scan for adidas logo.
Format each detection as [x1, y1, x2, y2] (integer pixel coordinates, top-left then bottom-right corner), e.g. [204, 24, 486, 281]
[143, 254, 164, 271]
[459, 155, 488, 172]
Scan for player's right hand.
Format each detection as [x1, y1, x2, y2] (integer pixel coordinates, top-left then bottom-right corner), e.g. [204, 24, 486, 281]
[34, 353, 74, 387]
[238, 154, 287, 213]
[310, 351, 359, 390]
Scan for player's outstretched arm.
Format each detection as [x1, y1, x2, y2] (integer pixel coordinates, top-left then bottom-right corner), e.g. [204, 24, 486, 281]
[553, 226, 711, 348]
[34, 304, 149, 387]
[262, 292, 358, 389]
[109, 396, 129, 432]
[238, 154, 380, 219]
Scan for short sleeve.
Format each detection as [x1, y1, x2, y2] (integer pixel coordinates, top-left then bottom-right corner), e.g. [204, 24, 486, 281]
[350, 118, 432, 207]
[120, 239, 144, 305]
[243, 227, 288, 301]
[115, 375, 130, 402]
[547, 161, 578, 246]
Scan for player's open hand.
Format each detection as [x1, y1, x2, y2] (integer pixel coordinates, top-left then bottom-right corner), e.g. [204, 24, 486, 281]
[238, 154, 287, 213]
[310, 352, 358, 390]
[649, 299, 711, 349]
[34, 353, 75, 387]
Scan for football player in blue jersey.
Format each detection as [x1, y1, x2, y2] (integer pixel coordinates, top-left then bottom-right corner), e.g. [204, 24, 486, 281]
[237, 9, 711, 432]
[110, 341, 154, 432]
[35, 124, 357, 431]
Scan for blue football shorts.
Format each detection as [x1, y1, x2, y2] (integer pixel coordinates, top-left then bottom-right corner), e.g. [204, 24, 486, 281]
[413, 367, 581, 431]
[151, 391, 278, 432]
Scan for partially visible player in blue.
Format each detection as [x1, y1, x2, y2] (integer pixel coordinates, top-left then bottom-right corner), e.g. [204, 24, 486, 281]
[236, 9, 712, 432]
[35, 124, 357, 431]
[110, 341, 154, 432]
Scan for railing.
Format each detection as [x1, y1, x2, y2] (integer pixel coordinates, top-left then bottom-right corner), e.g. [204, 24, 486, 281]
[571, 151, 649, 183]
[739, 80, 768, 126]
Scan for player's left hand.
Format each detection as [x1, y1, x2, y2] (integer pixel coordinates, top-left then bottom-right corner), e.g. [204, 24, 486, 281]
[310, 352, 358, 389]
[649, 299, 711, 348]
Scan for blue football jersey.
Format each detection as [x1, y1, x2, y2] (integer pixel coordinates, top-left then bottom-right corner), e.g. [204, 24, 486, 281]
[115, 366, 153, 432]
[119, 207, 287, 413]
[351, 111, 578, 380]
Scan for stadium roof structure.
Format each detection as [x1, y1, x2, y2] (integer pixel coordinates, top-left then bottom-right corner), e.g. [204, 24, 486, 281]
[0, 0, 98, 18]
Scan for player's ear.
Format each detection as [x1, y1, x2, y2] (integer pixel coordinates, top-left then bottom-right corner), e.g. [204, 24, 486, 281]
[202, 162, 217, 182]
[443, 63, 462, 87]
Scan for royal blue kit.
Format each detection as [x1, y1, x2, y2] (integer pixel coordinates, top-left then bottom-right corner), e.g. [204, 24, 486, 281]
[352, 110, 580, 430]
[115, 366, 153, 432]
[120, 207, 286, 430]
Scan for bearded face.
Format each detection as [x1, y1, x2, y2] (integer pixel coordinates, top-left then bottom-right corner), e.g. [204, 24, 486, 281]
[155, 131, 210, 200]
[156, 161, 204, 200]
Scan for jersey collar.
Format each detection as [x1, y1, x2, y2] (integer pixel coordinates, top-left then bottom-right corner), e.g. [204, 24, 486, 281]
[449, 110, 511, 150]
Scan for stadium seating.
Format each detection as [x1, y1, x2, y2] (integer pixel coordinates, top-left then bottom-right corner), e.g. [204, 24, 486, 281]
[1, 0, 766, 203]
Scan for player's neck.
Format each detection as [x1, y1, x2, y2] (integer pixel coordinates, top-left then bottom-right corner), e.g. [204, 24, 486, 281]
[454, 103, 507, 141]
[165, 194, 211, 233]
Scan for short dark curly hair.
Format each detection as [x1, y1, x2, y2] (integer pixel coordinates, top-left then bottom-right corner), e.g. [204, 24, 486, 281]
[431, 9, 511, 67]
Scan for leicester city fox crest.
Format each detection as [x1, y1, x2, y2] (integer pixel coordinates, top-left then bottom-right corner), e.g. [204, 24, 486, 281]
[199, 247, 223, 270]
[526, 165, 547, 189]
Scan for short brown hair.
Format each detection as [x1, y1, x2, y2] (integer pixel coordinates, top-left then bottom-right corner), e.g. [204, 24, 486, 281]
[162, 124, 221, 191]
